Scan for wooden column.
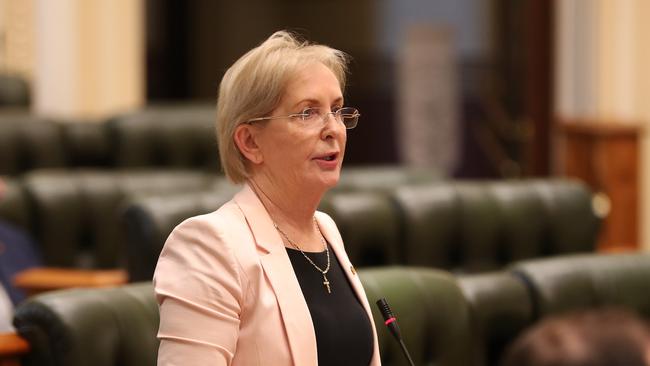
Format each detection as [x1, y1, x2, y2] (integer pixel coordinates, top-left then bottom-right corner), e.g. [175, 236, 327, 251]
[559, 121, 641, 251]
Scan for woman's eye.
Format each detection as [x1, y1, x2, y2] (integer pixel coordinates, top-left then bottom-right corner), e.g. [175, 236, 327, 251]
[302, 108, 319, 119]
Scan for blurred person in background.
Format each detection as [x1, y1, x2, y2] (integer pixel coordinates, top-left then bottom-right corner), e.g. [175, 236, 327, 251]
[154, 31, 379, 365]
[501, 307, 650, 366]
[0, 178, 41, 310]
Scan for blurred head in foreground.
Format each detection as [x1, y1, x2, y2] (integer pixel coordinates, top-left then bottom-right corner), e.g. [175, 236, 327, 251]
[501, 308, 650, 366]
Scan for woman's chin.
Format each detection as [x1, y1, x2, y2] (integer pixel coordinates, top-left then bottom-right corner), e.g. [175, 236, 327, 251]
[315, 171, 341, 190]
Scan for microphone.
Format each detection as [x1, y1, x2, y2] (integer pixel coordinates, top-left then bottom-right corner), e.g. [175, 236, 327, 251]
[376, 298, 416, 366]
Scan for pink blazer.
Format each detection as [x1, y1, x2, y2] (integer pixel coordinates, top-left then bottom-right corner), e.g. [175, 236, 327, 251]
[154, 184, 381, 365]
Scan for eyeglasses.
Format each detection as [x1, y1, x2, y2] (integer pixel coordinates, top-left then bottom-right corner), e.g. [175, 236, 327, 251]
[246, 107, 360, 129]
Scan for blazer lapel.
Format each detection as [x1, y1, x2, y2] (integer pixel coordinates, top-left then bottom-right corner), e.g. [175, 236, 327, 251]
[315, 211, 382, 366]
[233, 185, 317, 365]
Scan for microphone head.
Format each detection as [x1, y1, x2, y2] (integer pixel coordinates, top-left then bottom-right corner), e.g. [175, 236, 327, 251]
[376, 298, 395, 321]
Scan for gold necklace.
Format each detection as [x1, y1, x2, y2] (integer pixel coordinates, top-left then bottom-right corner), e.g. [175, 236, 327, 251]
[274, 218, 331, 294]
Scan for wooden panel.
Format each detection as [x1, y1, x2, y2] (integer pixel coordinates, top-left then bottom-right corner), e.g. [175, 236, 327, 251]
[0, 332, 29, 365]
[13, 267, 128, 297]
[558, 120, 641, 251]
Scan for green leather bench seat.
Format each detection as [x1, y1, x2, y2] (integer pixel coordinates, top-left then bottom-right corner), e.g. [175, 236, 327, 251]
[13, 267, 472, 366]
[107, 105, 219, 170]
[123, 178, 601, 281]
[360, 267, 472, 366]
[510, 253, 650, 318]
[458, 253, 650, 366]
[393, 179, 601, 272]
[13, 283, 158, 366]
[320, 190, 402, 266]
[334, 165, 440, 191]
[1, 170, 220, 269]
[0, 177, 32, 232]
[0, 114, 69, 175]
[123, 180, 240, 281]
[0, 105, 218, 176]
[12, 254, 650, 366]
[458, 271, 533, 366]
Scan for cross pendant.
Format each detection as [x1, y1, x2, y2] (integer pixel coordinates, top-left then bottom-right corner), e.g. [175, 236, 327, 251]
[322, 274, 331, 294]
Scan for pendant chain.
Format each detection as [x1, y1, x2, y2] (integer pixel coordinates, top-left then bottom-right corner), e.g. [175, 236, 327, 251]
[274, 218, 331, 294]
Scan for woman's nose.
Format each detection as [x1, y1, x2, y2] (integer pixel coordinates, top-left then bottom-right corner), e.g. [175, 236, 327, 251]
[320, 112, 345, 139]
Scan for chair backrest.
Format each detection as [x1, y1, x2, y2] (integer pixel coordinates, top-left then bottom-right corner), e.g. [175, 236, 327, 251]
[392, 179, 601, 271]
[320, 190, 401, 266]
[14, 268, 473, 366]
[458, 271, 533, 366]
[108, 105, 219, 170]
[359, 267, 473, 366]
[0, 114, 68, 175]
[21, 170, 217, 268]
[509, 253, 650, 319]
[335, 166, 440, 192]
[123, 180, 239, 281]
[0, 177, 31, 232]
[13, 282, 159, 366]
[0, 105, 219, 176]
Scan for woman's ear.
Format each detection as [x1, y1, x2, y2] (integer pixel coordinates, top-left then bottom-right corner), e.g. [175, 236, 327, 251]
[234, 124, 264, 165]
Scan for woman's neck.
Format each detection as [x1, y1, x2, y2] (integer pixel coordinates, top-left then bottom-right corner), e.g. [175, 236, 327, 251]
[248, 175, 323, 233]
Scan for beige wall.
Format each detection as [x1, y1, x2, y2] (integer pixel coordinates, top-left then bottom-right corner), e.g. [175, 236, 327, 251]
[0, 0, 35, 80]
[34, 0, 144, 120]
[555, 0, 650, 250]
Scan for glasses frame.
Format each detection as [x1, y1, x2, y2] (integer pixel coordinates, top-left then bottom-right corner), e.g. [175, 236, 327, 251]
[245, 107, 360, 129]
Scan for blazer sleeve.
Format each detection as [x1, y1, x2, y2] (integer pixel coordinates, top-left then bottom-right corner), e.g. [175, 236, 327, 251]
[153, 215, 246, 366]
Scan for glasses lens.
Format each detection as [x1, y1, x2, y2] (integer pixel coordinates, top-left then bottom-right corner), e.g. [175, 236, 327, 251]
[301, 108, 321, 121]
[338, 107, 359, 129]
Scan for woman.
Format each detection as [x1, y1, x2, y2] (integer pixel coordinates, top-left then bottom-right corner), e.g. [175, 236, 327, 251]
[154, 31, 381, 365]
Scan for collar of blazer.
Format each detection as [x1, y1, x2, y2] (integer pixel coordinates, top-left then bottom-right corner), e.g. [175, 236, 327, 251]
[232, 184, 380, 365]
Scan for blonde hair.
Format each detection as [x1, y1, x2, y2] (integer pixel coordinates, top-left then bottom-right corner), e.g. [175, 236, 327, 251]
[215, 30, 349, 183]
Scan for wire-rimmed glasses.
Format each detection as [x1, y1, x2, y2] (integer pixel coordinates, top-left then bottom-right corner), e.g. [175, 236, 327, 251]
[246, 107, 360, 129]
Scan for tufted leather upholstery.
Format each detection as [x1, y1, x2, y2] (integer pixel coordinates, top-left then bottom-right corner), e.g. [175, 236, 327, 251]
[360, 267, 472, 366]
[13, 282, 158, 366]
[0, 104, 218, 176]
[11, 254, 649, 366]
[510, 253, 650, 318]
[458, 272, 533, 366]
[123, 179, 240, 281]
[108, 105, 219, 170]
[456, 253, 650, 366]
[121, 178, 601, 280]
[0, 114, 68, 175]
[335, 166, 440, 191]
[13, 267, 472, 366]
[320, 190, 402, 267]
[393, 179, 601, 272]
[12, 170, 218, 269]
[0, 177, 31, 232]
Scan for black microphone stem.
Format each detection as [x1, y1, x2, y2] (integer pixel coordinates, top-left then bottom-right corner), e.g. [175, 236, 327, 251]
[376, 298, 416, 366]
[399, 339, 416, 366]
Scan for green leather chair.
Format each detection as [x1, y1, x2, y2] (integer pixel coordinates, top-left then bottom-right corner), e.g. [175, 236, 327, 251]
[360, 267, 472, 366]
[13, 283, 158, 366]
[13, 267, 473, 366]
[108, 105, 219, 170]
[0, 114, 68, 175]
[320, 190, 402, 266]
[123, 179, 240, 281]
[335, 166, 440, 191]
[458, 271, 533, 366]
[510, 253, 650, 318]
[392, 179, 601, 272]
[18, 169, 218, 269]
[0, 178, 31, 233]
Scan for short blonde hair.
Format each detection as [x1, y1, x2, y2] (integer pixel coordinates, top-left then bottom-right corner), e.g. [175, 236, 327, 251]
[216, 30, 349, 184]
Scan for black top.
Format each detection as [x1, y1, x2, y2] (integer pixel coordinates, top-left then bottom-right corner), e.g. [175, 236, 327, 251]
[286, 244, 374, 366]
